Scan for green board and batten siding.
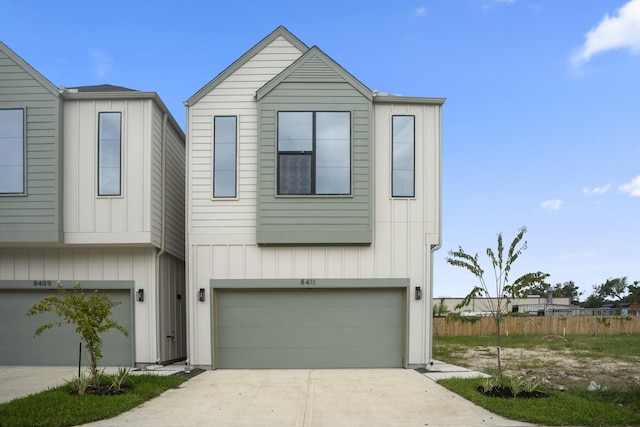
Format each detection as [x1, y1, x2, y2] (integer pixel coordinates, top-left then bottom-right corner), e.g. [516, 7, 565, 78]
[0, 42, 63, 243]
[256, 47, 373, 245]
[212, 279, 408, 369]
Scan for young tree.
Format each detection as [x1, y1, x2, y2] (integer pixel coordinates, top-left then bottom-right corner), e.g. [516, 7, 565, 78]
[28, 282, 128, 389]
[446, 226, 549, 381]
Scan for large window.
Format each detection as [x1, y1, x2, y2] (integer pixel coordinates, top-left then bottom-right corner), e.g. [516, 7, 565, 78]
[277, 111, 351, 195]
[392, 115, 415, 198]
[0, 108, 25, 194]
[213, 116, 237, 198]
[98, 112, 122, 196]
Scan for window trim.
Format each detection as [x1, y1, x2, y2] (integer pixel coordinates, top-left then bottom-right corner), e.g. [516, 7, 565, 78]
[97, 111, 122, 197]
[0, 107, 26, 195]
[276, 111, 352, 196]
[391, 115, 415, 198]
[212, 115, 238, 199]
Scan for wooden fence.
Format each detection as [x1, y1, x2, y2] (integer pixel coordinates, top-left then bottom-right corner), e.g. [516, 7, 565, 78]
[432, 316, 640, 337]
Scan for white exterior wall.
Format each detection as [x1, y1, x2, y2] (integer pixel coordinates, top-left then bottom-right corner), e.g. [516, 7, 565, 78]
[187, 37, 442, 367]
[0, 247, 158, 364]
[63, 98, 154, 245]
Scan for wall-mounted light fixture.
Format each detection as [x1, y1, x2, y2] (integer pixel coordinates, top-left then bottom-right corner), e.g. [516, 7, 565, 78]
[136, 289, 144, 302]
[415, 286, 422, 300]
[198, 288, 206, 302]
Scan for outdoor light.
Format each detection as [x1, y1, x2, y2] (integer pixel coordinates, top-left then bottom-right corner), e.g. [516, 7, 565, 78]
[198, 288, 206, 302]
[415, 286, 422, 300]
[136, 289, 144, 302]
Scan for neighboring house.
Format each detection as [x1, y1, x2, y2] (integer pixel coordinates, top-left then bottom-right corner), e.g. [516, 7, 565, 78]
[435, 296, 573, 316]
[0, 41, 186, 367]
[185, 27, 444, 368]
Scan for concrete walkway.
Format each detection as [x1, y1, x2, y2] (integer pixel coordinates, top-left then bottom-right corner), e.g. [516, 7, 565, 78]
[1, 365, 531, 427]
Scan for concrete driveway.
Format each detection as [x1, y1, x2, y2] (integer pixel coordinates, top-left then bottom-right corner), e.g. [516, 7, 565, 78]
[1, 367, 532, 427]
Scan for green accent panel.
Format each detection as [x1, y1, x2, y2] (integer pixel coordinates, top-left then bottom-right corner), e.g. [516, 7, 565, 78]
[256, 51, 374, 245]
[0, 43, 63, 243]
[214, 288, 404, 369]
[0, 281, 134, 366]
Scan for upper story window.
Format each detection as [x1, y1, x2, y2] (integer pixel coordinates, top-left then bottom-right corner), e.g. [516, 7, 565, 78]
[0, 108, 25, 194]
[98, 112, 122, 196]
[213, 116, 237, 198]
[277, 111, 351, 195]
[392, 115, 415, 198]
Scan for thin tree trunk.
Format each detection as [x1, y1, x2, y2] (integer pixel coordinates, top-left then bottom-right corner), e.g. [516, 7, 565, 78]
[495, 316, 503, 384]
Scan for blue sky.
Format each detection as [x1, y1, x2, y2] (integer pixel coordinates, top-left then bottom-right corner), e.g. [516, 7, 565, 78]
[2, 0, 638, 299]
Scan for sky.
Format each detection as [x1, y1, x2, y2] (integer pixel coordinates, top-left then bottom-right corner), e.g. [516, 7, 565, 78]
[2, 0, 638, 300]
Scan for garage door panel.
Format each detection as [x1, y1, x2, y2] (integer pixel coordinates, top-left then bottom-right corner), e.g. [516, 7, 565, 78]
[220, 306, 401, 329]
[218, 346, 400, 369]
[216, 288, 404, 368]
[0, 289, 133, 366]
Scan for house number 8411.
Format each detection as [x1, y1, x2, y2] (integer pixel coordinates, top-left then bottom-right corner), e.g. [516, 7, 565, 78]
[300, 279, 316, 286]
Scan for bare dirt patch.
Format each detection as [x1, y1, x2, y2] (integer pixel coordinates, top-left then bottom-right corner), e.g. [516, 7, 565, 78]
[454, 339, 640, 391]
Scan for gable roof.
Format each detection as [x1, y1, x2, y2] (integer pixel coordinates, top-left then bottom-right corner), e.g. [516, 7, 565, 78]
[0, 41, 59, 97]
[256, 45, 372, 102]
[68, 84, 137, 92]
[185, 26, 308, 106]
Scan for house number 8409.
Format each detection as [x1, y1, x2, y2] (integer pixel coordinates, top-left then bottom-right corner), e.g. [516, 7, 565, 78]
[300, 279, 316, 286]
[33, 280, 53, 287]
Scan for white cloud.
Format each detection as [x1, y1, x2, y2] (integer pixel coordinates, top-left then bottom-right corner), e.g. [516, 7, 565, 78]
[88, 48, 112, 78]
[541, 199, 563, 211]
[415, 6, 427, 17]
[619, 175, 640, 196]
[571, 0, 640, 66]
[582, 184, 611, 195]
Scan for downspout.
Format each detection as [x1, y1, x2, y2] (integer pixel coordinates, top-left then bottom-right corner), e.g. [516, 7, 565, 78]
[155, 112, 168, 363]
[428, 104, 443, 365]
[183, 102, 192, 369]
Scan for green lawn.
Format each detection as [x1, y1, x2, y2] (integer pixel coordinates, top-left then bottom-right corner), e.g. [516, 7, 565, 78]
[434, 334, 640, 426]
[0, 374, 186, 427]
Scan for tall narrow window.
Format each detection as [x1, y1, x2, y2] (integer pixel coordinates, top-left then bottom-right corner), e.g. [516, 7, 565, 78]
[278, 111, 350, 195]
[98, 112, 122, 196]
[0, 108, 25, 194]
[392, 115, 415, 197]
[213, 116, 237, 198]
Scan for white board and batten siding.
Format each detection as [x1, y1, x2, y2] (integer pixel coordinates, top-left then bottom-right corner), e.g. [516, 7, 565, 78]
[63, 98, 184, 260]
[188, 36, 304, 241]
[0, 247, 158, 363]
[187, 39, 442, 366]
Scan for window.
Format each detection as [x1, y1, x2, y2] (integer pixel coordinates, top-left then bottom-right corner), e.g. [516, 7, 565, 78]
[213, 116, 237, 198]
[277, 111, 351, 195]
[0, 108, 25, 194]
[392, 115, 415, 197]
[98, 112, 122, 196]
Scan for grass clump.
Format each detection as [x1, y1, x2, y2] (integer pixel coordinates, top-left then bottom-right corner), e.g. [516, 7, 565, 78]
[0, 374, 186, 427]
[438, 377, 640, 426]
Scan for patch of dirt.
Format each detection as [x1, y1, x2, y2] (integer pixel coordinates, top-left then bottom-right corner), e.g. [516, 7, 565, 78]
[452, 338, 640, 391]
[476, 385, 549, 399]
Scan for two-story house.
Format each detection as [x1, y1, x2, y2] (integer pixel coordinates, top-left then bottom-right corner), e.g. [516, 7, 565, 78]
[185, 27, 444, 368]
[0, 42, 186, 367]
